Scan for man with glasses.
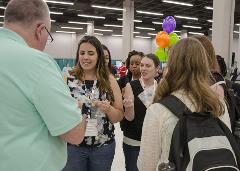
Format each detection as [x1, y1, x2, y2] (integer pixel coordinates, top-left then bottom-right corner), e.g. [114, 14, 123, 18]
[45, 26, 54, 43]
[0, 0, 87, 171]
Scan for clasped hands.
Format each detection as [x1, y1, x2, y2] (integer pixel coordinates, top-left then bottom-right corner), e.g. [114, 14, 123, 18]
[78, 99, 111, 113]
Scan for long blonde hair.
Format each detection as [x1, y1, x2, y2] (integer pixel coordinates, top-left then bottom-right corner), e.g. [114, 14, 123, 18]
[153, 38, 224, 117]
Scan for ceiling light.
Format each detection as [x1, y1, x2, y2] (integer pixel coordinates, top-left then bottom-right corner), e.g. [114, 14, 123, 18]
[136, 10, 163, 16]
[78, 14, 105, 19]
[173, 30, 181, 33]
[188, 32, 204, 35]
[92, 5, 123, 11]
[175, 15, 198, 20]
[0, 27, 2, 28]
[152, 22, 163, 25]
[136, 26, 155, 30]
[94, 33, 103, 36]
[0, 15, 4, 18]
[135, 36, 151, 39]
[68, 21, 90, 25]
[0, 21, 3, 24]
[56, 31, 76, 34]
[148, 33, 157, 36]
[51, 20, 56, 22]
[236, 24, 240, 26]
[61, 26, 83, 30]
[0, 6, 6, 9]
[133, 31, 140, 34]
[94, 28, 113, 32]
[112, 34, 123, 37]
[50, 11, 63, 15]
[44, 0, 73, 5]
[183, 25, 202, 29]
[234, 31, 240, 34]
[117, 18, 142, 22]
[104, 24, 123, 28]
[205, 6, 213, 10]
[209, 28, 212, 30]
[207, 20, 213, 23]
[162, 0, 193, 6]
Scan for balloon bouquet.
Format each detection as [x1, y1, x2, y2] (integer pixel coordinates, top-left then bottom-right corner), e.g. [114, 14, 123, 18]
[155, 16, 179, 63]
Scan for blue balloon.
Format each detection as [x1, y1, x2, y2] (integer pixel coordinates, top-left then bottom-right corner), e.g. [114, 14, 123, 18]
[162, 16, 176, 34]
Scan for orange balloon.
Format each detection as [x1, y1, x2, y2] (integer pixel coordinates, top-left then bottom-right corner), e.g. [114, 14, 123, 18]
[156, 31, 170, 48]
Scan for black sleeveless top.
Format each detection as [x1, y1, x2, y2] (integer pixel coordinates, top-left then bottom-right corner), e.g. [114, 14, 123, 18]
[120, 80, 147, 141]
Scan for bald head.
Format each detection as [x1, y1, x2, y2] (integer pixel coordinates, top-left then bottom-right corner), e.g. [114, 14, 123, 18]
[4, 0, 50, 26]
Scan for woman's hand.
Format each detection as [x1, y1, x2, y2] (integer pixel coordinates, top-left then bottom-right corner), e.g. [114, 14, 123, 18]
[123, 83, 134, 108]
[123, 83, 135, 121]
[93, 100, 111, 113]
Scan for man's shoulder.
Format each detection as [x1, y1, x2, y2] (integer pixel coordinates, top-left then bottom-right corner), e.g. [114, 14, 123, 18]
[22, 46, 57, 67]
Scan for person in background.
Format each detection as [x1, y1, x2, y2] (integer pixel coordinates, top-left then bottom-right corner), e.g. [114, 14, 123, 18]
[192, 35, 225, 97]
[217, 55, 227, 77]
[192, 35, 233, 129]
[118, 61, 127, 78]
[217, 55, 240, 97]
[102, 44, 112, 71]
[102, 44, 117, 76]
[118, 50, 144, 94]
[62, 63, 72, 76]
[137, 38, 230, 171]
[122, 54, 160, 171]
[0, 0, 86, 171]
[63, 36, 123, 171]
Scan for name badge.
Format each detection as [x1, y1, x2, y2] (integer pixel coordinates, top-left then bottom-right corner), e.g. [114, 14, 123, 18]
[85, 119, 98, 137]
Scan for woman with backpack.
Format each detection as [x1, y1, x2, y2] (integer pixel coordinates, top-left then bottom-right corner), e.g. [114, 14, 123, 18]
[137, 38, 235, 171]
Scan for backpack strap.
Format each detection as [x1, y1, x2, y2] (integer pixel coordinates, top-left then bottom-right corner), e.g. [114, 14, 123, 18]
[159, 95, 191, 171]
[159, 95, 191, 117]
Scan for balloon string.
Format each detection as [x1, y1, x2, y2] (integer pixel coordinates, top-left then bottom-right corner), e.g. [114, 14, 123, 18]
[164, 48, 166, 61]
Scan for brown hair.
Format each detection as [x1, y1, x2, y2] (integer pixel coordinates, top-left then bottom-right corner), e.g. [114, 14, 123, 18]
[144, 53, 160, 68]
[4, 0, 49, 26]
[70, 36, 114, 103]
[192, 35, 220, 73]
[153, 38, 224, 117]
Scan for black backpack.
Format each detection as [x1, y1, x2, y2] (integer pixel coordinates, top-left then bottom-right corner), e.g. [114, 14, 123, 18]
[212, 73, 240, 145]
[158, 95, 240, 171]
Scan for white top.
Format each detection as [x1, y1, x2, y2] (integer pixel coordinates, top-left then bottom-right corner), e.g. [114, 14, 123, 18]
[137, 90, 231, 171]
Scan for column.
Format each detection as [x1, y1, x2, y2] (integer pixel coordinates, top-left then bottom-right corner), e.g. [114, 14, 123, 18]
[87, 21, 94, 36]
[238, 26, 240, 69]
[212, 0, 235, 69]
[122, 0, 134, 61]
[71, 33, 77, 58]
[180, 30, 187, 39]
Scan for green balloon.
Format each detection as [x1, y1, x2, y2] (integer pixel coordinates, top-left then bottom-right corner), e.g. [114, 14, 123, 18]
[155, 47, 168, 62]
[169, 32, 179, 46]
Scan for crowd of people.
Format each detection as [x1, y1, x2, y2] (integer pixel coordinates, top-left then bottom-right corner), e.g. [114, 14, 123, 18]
[1, 0, 240, 171]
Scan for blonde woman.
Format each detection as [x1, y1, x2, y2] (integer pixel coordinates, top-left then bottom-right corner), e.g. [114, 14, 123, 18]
[137, 38, 231, 171]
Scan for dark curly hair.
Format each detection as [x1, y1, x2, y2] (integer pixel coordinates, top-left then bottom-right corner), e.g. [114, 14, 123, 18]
[125, 50, 144, 81]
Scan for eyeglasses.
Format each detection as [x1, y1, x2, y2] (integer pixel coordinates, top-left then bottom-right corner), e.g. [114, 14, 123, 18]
[44, 27, 54, 43]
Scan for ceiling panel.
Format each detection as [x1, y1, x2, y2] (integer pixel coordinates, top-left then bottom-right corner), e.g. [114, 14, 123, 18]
[0, 0, 239, 37]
